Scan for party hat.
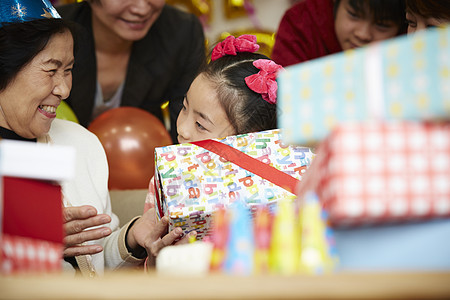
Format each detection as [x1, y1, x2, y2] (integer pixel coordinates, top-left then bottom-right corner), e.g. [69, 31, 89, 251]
[268, 198, 299, 275]
[209, 208, 229, 272]
[253, 205, 272, 274]
[297, 192, 338, 274]
[0, 0, 60, 28]
[223, 200, 254, 275]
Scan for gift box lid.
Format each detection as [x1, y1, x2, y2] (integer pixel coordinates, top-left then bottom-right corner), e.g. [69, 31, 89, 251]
[155, 129, 314, 215]
[0, 139, 75, 182]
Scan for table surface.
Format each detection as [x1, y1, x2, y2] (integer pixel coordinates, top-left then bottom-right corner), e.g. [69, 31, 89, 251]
[1, 271, 450, 299]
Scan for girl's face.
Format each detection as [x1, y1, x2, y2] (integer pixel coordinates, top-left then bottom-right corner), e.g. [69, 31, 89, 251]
[90, 0, 165, 42]
[176, 74, 235, 144]
[0, 31, 74, 139]
[334, 0, 400, 50]
[405, 11, 447, 34]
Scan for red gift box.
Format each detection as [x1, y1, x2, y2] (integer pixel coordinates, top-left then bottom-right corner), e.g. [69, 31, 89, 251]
[1, 177, 64, 274]
[297, 122, 450, 227]
[0, 140, 74, 274]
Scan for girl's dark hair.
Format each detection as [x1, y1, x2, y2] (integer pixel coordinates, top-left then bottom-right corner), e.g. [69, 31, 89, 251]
[200, 52, 278, 135]
[406, 0, 450, 21]
[334, 0, 408, 35]
[0, 18, 77, 92]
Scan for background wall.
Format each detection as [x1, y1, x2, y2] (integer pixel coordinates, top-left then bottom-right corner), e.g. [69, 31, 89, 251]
[167, 0, 293, 56]
[202, 0, 291, 43]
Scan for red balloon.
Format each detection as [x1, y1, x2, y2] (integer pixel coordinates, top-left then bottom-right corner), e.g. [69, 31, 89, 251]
[88, 107, 173, 190]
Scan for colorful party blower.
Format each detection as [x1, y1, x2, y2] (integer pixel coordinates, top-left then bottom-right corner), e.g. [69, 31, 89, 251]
[209, 207, 229, 272]
[253, 205, 272, 274]
[297, 192, 338, 274]
[268, 199, 299, 275]
[223, 200, 254, 275]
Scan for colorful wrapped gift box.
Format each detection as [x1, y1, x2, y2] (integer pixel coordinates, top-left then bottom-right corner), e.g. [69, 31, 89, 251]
[278, 26, 450, 146]
[154, 129, 315, 240]
[296, 122, 450, 227]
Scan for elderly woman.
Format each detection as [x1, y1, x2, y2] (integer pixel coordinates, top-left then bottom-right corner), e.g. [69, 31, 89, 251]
[0, 0, 189, 276]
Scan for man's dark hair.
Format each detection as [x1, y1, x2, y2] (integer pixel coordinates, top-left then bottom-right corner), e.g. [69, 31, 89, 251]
[406, 0, 450, 21]
[333, 0, 407, 35]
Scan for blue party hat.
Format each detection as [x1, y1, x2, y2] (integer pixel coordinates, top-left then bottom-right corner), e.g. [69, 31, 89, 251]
[223, 200, 254, 275]
[0, 0, 60, 28]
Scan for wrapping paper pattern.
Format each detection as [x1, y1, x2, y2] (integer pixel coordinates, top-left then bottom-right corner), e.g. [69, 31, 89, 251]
[1, 234, 62, 274]
[154, 129, 314, 239]
[278, 26, 450, 146]
[297, 122, 450, 227]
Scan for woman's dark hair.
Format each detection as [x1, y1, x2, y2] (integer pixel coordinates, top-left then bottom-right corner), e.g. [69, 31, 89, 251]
[334, 0, 408, 35]
[0, 18, 77, 92]
[406, 0, 450, 21]
[200, 52, 278, 135]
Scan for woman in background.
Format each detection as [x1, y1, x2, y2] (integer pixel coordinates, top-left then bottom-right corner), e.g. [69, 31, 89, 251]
[57, 0, 206, 141]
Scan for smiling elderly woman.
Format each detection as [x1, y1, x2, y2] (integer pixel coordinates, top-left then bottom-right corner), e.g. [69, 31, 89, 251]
[0, 0, 189, 276]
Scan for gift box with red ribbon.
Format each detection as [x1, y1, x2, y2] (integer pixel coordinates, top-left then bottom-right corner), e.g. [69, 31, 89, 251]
[296, 122, 450, 227]
[154, 129, 314, 240]
[1, 176, 64, 274]
[1, 140, 75, 274]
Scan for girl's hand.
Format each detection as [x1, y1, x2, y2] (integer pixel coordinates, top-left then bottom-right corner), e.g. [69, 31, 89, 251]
[63, 205, 112, 257]
[126, 207, 197, 266]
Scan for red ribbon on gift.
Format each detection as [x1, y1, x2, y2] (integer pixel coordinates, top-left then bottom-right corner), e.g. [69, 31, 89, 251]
[192, 139, 300, 195]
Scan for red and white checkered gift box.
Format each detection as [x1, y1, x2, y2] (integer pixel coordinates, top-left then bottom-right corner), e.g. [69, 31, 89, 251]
[1, 234, 63, 274]
[297, 122, 450, 227]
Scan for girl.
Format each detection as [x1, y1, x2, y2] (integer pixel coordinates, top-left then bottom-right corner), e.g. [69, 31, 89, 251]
[143, 35, 284, 264]
[176, 34, 281, 144]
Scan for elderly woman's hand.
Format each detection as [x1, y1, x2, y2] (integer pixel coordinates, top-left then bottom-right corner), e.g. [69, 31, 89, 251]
[63, 205, 112, 257]
[126, 207, 197, 267]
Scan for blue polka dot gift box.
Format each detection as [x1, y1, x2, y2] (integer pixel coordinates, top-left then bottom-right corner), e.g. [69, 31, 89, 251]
[296, 122, 450, 228]
[153, 129, 315, 241]
[278, 25, 450, 147]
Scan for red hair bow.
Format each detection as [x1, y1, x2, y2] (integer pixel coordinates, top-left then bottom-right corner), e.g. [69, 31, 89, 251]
[245, 59, 284, 104]
[211, 34, 260, 61]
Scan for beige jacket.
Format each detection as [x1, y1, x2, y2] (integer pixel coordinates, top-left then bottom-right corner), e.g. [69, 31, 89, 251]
[39, 119, 144, 276]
